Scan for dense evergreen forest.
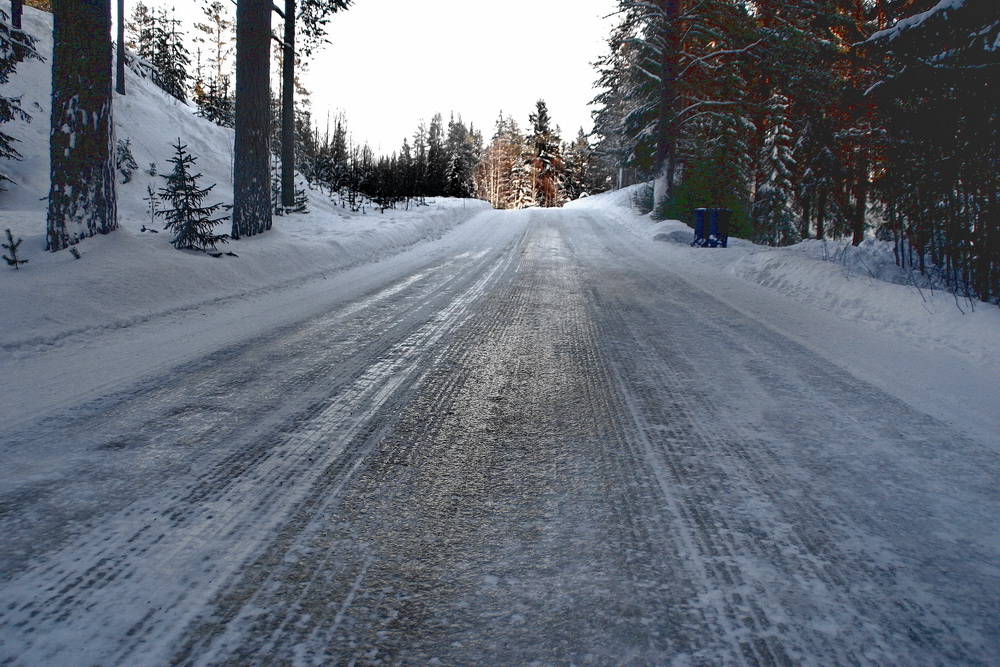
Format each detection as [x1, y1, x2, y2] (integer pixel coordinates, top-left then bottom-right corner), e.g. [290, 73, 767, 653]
[0, 0, 996, 303]
[590, 0, 998, 303]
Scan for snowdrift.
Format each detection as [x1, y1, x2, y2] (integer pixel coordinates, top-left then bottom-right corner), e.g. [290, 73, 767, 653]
[569, 186, 1000, 368]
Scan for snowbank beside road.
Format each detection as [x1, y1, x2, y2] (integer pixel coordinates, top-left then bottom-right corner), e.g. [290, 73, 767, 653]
[0, 6, 491, 352]
[569, 187, 1000, 369]
[0, 198, 490, 352]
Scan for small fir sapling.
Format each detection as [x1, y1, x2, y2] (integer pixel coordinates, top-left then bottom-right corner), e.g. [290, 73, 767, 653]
[291, 184, 309, 214]
[156, 139, 229, 251]
[116, 138, 138, 184]
[143, 184, 160, 228]
[2, 228, 27, 269]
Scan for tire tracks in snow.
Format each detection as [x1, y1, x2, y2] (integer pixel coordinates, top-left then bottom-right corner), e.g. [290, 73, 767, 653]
[164, 211, 709, 665]
[0, 223, 525, 666]
[0, 209, 992, 665]
[568, 210, 993, 665]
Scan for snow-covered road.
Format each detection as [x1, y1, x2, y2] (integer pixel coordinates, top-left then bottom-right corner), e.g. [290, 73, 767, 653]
[1, 208, 996, 665]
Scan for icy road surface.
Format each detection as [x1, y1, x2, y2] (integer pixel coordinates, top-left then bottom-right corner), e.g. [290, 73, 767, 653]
[1, 209, 997, 665]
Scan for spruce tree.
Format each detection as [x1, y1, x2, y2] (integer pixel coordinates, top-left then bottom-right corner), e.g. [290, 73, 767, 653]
[444, 115, 478, 198]
[152, 8, 190, 102]
[562, 129, 596, 201]
[157, 139, 229, 251]
[116, 138, 138, 184]
[527, 100, 565, 208]
[2, 228, 27, 269]
[0, 6, 41, 191]
[425, 113, 448, 196]
[752, 93, 798, 246]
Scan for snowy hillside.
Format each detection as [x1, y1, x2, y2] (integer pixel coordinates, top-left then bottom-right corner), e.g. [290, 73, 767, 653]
[0, 6, 489, 351]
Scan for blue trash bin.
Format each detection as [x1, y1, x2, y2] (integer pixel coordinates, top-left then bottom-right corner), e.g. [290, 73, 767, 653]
[692, 208, 708, 246]
[712, 208, 731, 247]
[693, 208, 731, 247]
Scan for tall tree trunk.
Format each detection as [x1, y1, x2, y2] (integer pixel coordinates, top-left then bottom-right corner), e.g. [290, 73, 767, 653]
[816, 187, 826, 240]
[115, 0, 125, 95]
[47, 0, 117, 252]
[11, 0, 22, 29]
[280, 0, 295, 208]
[232, 0, 272, 239]
[851, 153, 868, 246]
[652, 0, 680, 211]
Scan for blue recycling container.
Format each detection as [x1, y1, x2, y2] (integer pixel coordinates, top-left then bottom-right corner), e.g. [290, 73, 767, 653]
[692, 208, 707, 246]
[692, 208, 731, 247]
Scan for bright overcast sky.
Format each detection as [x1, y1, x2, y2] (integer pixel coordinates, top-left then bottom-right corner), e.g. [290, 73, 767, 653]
[136, 0, 619, 154]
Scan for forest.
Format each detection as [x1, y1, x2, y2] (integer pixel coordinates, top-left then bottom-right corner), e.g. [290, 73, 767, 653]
[0, 0, 997, 303]
[590, 0, 998, 303]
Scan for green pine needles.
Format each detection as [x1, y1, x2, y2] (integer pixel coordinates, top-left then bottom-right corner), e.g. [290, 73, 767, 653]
[2, 228, 27, 269]
[157, 139, 230, 252]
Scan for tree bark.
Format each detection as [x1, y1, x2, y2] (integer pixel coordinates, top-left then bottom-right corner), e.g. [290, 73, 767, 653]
[232, 0, 272, 239]
[47, 0, 117, 252]
[280, 0, 295, 208]
[115, 0, 125, 95]
[652, 0, 680, 211]
[851, 152, 868, 246]
[11, 0, 22, 29]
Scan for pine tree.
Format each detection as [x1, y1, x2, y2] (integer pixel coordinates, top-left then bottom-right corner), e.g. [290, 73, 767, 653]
[527, 100, 565, 208]
[276, 0, 353, 208]
[232, 0, 272, 239]
[47, 0, 117, 252]
[0, 6, 41, 191]
[116, 138, 138, 184]
[157, 139, 229, 251]
[152, 8, 190, 102]
[126, 1, 156, 61]
[752, 93, 799, 245]
[193, 0, 235, 92]
[2, 228, 27, 269]
[473, 114, 523, 209]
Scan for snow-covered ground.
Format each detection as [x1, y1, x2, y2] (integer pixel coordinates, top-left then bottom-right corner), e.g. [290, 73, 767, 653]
[1, 8, 998, 662]
[569, 189, 1000, 444]
[1, 2, 994, 473]
[0, 6, 490, 354]
[0, 3, 995, 461]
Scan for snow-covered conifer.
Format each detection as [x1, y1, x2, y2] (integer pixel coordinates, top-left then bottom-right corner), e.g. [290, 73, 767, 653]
[752, 94, 798, 246]
[527, 100, 565, 208]
[0, 6, 41, 191]
[157, 139, 229, 251]
[116, 138, 138, 184]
